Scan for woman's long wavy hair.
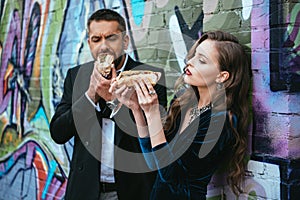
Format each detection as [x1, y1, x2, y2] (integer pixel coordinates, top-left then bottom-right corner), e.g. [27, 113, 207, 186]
[163, 30, 251, 195]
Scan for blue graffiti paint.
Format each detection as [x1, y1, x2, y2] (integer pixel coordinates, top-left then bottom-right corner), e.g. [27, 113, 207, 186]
[0, 156, 15, 177]
[6, 156, 14, 171]
[34, 145, 57, 199]
[42, 160, 57, 199]
[31, 106, 49, 126]
[131, 0, 144, 26]
[35, 146, 47, 163]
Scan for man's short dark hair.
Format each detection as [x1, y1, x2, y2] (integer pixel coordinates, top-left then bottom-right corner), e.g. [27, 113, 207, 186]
[87, 9, 126, 33]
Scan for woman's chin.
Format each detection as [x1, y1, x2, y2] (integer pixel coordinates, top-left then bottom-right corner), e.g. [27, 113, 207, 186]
[183, 76, 191, 84]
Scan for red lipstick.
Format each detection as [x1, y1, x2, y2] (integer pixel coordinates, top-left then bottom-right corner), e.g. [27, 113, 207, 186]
[185, 68, 192, 75]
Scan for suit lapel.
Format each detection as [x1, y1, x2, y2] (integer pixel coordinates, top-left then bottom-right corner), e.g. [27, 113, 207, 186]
[114, 56, 139, 146]
[72, 61, 94, 100]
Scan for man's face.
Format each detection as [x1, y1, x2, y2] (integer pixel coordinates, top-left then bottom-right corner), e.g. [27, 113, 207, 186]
[88, 20, 129, 68]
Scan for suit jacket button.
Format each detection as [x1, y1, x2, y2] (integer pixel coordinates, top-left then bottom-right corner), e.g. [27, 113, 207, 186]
[85, 141, 89, 146]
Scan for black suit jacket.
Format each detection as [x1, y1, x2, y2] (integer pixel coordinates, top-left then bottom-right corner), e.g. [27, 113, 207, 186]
[50, 56, 167, 200]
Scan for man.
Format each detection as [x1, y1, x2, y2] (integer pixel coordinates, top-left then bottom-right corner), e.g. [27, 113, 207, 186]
[50, 9, 167, 200]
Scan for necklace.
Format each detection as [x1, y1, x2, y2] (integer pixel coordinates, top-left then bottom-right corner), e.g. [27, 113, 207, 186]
[188, 103, 212, 125]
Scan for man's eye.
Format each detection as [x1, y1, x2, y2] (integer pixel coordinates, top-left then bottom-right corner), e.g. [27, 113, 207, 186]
[91, 37, 100, 42]
[91, 36, 101, 42]
[106, 35, 118, 41]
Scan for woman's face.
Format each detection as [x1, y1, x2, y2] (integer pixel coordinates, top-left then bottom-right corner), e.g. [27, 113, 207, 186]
[184, 39, 221, 88]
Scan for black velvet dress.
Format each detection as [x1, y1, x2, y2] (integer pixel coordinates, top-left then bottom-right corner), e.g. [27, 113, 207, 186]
[139, 107, 236, 200]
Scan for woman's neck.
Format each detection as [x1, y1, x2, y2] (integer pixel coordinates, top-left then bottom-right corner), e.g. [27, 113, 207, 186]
[197, 86, 213, 108]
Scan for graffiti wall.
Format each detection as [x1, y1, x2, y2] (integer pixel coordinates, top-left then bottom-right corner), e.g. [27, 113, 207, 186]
[0, 0, 299, 199]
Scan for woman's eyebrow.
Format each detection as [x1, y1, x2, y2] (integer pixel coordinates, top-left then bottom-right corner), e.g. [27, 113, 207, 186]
[196, 52, 209, 59]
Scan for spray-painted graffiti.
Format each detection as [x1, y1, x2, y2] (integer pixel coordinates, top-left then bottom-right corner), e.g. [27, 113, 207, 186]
[270, 0, 300, 92]
[0, 0, 68, 199]
[0, 3, 40, 135]
[0, 0, 299, 199]
[0, 140, 66, 199]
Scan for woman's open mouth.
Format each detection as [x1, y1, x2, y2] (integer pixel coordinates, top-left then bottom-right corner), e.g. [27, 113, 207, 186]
[185, 68, 192, 75]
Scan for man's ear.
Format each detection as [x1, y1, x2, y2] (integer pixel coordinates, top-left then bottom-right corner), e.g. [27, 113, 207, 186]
[216, 71, 230, 83]
[123, 35, 129, 50]
[87, 36, 91, 46]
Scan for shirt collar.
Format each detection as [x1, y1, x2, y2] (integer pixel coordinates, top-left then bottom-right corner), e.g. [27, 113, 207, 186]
[117, 54, 128, 73]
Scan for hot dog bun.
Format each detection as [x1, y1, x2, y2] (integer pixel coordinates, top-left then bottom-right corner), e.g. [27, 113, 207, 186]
[116, 70, 161, 87]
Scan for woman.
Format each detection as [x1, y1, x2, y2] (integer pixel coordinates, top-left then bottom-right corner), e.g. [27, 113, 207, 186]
[110, 30, 251, 199]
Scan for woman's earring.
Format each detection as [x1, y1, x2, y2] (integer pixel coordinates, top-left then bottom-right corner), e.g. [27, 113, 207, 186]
[217, 82, 224, 90]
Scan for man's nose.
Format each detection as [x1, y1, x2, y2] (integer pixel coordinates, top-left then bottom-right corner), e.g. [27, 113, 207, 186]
[98, 39, 110, 51]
